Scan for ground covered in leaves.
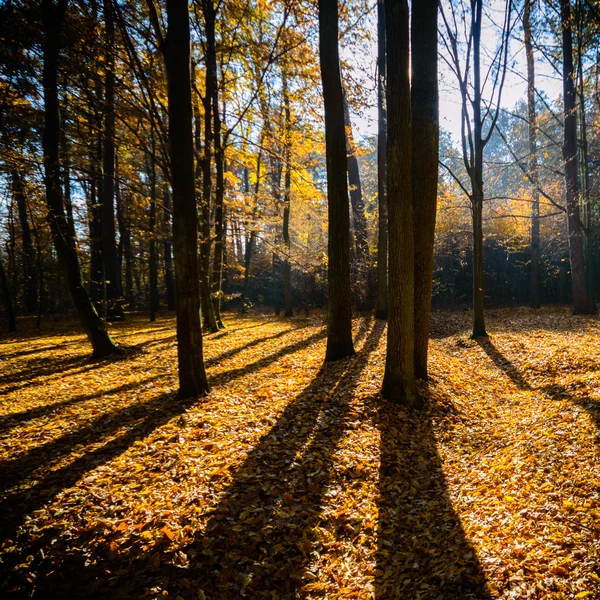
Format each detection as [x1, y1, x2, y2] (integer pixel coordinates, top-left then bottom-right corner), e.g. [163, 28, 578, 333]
[0, 307, 599, 599]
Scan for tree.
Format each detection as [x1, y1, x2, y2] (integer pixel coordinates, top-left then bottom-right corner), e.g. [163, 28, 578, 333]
[381, 0, 415, 404]
[101, 0, 123, 320]
[375, 0, 388, 320]
[318, 0, 355, 361]
[42, 0, 118, 358]
[149, 0, 210, 397]
[412, 0, 439, 380]
[524, 0, 541, 309]
[440, 0, 513, 338]
[560, 0, 594, 314]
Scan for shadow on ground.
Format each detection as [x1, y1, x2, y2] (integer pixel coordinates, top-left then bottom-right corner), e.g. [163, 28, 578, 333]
[374, 397, 492, 599]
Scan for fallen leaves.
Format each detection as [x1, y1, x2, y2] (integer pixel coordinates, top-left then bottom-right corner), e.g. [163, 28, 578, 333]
[0, 307, 599, 599]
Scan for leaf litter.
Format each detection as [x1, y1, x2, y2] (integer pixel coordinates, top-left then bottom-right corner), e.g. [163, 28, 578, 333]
[0, 307, 599, 599]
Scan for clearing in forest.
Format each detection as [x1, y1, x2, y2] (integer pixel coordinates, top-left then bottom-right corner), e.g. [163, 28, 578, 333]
[0, 308, 599, 599]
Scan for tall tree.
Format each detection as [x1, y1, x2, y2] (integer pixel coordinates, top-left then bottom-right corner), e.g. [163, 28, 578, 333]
[101, 0, 123, 320]
[318, 0, 355, 361]
[440, 0, 512, 338]
[150, 0, 210, 397]
[282, 71, 293, 317]
[42, 0, 118, 358]
[381, 0, 415, 404]
[524, 0, 541, 309]
[343, 88, 369, 274]
[0, 252, 16, 332]
[12, 171, 37, 315]
[375, 0, 388, 320]
[561, 0, 593, 314]
[412, 0, 439, 380]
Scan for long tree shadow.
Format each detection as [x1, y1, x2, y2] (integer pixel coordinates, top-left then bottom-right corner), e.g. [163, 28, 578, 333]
[19, 319, 381, 598]
[0, 390, 203, 594]
[0, 374, 169, 437]
[0, 325, 325, 500]
[374, 397, 492, 599]
[475, 338, 532, 391]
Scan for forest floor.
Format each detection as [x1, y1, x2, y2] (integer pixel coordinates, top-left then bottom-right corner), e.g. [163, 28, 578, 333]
[0, 307, 599, 600]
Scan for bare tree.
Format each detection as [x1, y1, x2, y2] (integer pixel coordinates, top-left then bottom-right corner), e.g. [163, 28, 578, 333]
[440, 0, 513, 338]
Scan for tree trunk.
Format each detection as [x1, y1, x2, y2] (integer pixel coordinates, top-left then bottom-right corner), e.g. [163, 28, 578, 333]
[89, 159, 104, 306]
[375, 0, 388, 320]
[524, 0, 541, 309]
[470, 0, 487, 338]
[471, 190, 486, 337]
[561, 0, 592, 314]
[0, 254, 16, 332]
[283, 72, 293, 317]
[164, 0, 209, 397]
[148, 133, 159, 322]
[102, 0, 123, 320]
[42, 0, 117, 357]
[319, 0, 355, 361]
[381, 0, 415, 404]
[411, 0, 438, 381]
[240, 144, 262, 314]
[343, 88, 369, 270]
[211, 56, 225, 328]
[12, 171, 38, 315]
[576, 1, 595, 311]
[163, 185, 176, 310]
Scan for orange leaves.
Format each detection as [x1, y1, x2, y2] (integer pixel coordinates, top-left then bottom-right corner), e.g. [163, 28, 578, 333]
[1, 309, 600, 598]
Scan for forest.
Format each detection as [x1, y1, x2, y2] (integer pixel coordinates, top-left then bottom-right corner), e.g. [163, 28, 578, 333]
[1, 0, 600, 597]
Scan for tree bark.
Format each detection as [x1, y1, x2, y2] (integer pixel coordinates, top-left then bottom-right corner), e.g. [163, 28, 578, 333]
[561, 0, 592, 314]
[411, 0, 438, 380]
[148, 133, 159, 322]
[12, 171, 38, 315]
[283, 72, 293, 317]
[0, 254, 16, 332]
[375, 0, 388, 320]
[381, 0, 415, 404]
[318, 0, 355, 361]
[163, 185, 176, 310]
[211, 55, 225, 328]
[102, 0, 123, 320]
[524, 0, 541, 309]
[343, 88, 369, 270]
[163, 0, 209, 397]
[42, 0, 117, 358]
[470, 0, 487, 338]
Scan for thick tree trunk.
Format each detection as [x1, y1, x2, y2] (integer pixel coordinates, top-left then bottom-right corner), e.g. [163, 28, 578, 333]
[102, 0, 123, 320]
[163, 186, 176, 310]
[524, 0, 541, 309]
[319, 0, 355, 361]
[411, 0, 438, 381]
[381, 0, 415, 404]
[42, 0, 117, 358]
[12, 171, 38, 315]
[0, 255, 16, 332]
[164, 0, 209, 397]
[561, 0, 592, 314]
[375, 0, 388, 320]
